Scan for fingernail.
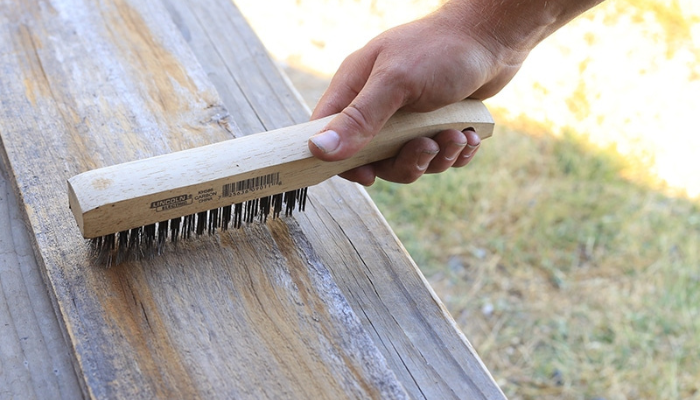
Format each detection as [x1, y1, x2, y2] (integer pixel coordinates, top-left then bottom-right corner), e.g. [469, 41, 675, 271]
[444, 141, 467, 161]
[417, 150, 439, 171]
[462, 128, 480, 155]
[310, 130, 340, 153]
[462, 143, 479, 159]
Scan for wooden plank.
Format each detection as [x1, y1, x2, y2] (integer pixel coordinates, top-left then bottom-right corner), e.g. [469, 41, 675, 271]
[0, 0, 505, 398]
[298, 182, 502, 399]
[0, 0, 408, 398]
[0, 162, 82, 400]
[169, 0, 505, 398]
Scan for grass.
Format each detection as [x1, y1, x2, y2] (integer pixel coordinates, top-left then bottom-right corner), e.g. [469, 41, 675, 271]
[367, 121, 700, 399]
[363, 5, 700, 395]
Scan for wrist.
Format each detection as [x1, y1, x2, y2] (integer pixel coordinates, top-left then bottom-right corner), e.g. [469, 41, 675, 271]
[434, 0, 604, 53]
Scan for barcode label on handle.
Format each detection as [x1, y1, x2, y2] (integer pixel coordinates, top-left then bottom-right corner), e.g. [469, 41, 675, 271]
[222, 172, 281, 197]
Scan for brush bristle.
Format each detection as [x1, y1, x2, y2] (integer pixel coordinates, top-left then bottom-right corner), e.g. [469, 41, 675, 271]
[90, 188, 308, 266]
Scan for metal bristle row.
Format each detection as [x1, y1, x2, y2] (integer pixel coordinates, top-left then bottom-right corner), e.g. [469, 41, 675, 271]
[91, 188, 308, 266]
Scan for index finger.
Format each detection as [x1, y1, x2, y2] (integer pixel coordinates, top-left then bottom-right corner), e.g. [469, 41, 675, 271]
[311, 49, 376, 120]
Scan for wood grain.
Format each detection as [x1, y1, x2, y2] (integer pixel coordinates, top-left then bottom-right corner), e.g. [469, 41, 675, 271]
[0, 0, 406, 398]
[0, 161, 82, 400]
[0, 0, 505, 398]
[170, 0, 505, 398]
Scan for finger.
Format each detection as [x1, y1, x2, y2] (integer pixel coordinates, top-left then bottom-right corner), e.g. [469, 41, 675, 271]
[336, 126, 480, 185]
[338, 165, 377, 187]
[424, 129, 467, 174]
[371, 137, 439, 184]
[308, 67, 407, 162]
[311, 50, 376, 120]
[452, 128, 481, 168]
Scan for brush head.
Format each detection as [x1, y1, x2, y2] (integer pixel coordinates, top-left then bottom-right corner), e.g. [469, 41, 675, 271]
[90, 188, 307, 266]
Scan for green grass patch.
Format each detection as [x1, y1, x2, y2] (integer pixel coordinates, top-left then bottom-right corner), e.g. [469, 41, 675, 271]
[367, 125, 700, 399]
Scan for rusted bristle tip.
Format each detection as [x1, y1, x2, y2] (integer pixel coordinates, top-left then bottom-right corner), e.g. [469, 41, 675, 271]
[90, 188, 309, 266]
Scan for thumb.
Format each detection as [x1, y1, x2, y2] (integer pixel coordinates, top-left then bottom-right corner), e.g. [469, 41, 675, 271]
[308, 76, 404, 162]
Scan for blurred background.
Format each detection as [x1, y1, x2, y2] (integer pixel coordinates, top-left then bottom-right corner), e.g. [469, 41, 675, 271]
[235, 1, 700, 399]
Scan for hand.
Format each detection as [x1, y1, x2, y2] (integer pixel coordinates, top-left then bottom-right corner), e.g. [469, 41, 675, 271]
[307, 3, 528, 185]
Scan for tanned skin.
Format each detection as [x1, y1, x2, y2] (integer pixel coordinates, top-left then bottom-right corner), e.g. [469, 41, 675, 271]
[308, 0, 606, 186]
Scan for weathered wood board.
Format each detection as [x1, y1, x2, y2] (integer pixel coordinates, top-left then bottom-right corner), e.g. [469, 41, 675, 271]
[0, 0, 505, 398]
[172, 1, 504, 398]
[0, 162, 82, 399]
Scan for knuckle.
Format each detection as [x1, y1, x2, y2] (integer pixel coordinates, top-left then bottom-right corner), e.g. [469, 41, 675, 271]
[342, 104, 375, 140]
[376, 65, 414, 96]
[379, 63, 412, 84]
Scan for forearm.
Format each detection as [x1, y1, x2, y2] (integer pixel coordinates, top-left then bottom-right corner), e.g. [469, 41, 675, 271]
[436, 0, 605, 55]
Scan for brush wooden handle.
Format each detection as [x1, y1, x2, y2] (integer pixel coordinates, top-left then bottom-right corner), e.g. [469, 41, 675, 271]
[68, 99, 494, 238]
